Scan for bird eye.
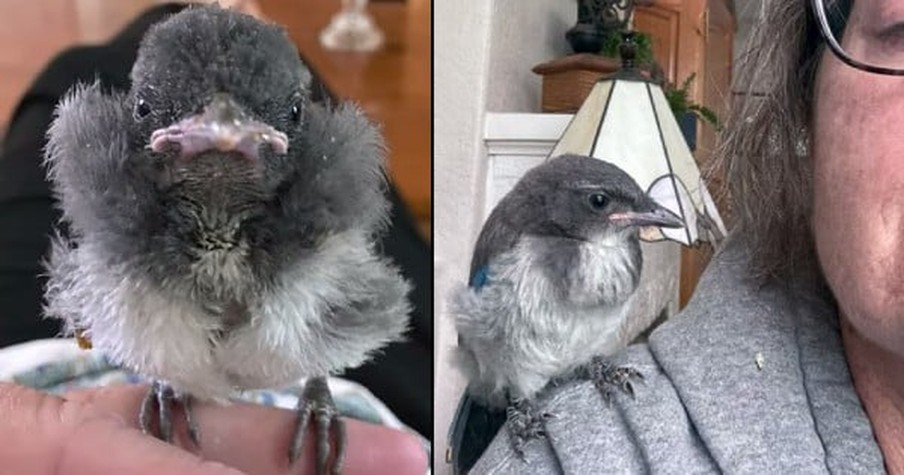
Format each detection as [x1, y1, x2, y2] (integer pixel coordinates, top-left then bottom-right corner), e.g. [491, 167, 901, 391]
[134, 99, 151, 120]
[588, 193, 609, 210]
[290, 101, 303, 123]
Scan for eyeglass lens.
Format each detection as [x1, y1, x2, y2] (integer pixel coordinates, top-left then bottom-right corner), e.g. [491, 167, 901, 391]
[816, 0, 904, 72]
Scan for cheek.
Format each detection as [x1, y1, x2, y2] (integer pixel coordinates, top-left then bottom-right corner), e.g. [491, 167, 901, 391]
[812, 58, 904, 348]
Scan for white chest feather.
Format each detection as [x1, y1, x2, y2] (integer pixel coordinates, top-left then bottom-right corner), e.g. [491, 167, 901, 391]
[454, 235, 639, 402]
[570, 234, 638, 305]
[46, 231, 408, 401]
[510, 237, 635, 356]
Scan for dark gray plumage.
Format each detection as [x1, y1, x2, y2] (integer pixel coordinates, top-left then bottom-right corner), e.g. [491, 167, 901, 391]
[42, 6, 409, 473]
[449, 155, 683, 471]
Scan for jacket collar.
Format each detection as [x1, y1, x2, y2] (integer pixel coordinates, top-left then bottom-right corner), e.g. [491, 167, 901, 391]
[648, 237, 884, 472]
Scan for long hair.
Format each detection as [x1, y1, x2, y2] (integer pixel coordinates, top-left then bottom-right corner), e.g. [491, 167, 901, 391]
[710, 0, 828, 283]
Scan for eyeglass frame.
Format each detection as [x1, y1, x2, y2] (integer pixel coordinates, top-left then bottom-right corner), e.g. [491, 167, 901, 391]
[811, 0, 904, 76]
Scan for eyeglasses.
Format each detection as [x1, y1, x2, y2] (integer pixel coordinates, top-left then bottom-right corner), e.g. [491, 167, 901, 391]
[812, 0, 904, 75]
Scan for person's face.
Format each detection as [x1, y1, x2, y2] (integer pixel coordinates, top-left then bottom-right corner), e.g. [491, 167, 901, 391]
[812, 1, 904, 355]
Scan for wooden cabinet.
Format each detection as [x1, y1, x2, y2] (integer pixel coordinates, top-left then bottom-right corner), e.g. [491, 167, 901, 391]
[634, 4, 681, 82]
[634, 0, 735, 307]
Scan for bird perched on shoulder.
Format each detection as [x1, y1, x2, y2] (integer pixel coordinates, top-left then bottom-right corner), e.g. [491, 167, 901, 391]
[448, 154, 683, 472]
[42, 5, 410, 474]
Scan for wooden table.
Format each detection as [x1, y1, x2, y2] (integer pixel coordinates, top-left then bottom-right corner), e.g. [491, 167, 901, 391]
[258, 0, 432, 237]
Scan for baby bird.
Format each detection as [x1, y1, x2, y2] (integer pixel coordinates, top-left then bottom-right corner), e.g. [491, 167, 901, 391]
[43, 6, 410, 474]
[449, 155, 683, 472]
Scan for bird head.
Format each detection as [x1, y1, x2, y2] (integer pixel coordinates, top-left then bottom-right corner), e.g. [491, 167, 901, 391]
[517, 155, 683, 243]
[127, 5, 308, 194]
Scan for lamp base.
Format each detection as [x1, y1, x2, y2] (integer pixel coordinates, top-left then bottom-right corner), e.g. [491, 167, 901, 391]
[532, 54, 620, 113]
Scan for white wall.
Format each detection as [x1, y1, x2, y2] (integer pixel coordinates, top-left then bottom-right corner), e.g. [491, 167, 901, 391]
[484, 3, 575, 113]
[433, 1, 574, 472]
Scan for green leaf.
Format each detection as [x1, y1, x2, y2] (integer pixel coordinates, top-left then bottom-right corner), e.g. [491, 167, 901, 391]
[663, 73, 722, 132]
[688, 104, 721, 130]
[598, 31, 655, 67]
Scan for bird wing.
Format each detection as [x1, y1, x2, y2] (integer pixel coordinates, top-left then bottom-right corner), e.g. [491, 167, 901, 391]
[447, 390, 507, 475]
[458, 204, 521, 348]
[449, 201, 523, 472]
[467, 202, 522, 290]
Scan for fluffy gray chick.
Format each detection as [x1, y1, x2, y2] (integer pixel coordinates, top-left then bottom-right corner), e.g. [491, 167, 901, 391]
[42, 5, 410, 473]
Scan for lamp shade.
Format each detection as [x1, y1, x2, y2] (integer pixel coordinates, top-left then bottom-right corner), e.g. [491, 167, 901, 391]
[548, 75, 726, 245]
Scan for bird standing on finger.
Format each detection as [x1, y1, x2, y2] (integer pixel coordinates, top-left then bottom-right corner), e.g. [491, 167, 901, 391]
[42, 6, 410, 474]
[448, 154, 684, 472]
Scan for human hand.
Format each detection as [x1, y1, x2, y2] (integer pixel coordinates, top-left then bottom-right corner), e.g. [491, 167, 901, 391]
[0, 382, 426, 475]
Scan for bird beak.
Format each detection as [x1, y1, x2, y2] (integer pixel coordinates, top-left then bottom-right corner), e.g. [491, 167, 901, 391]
[149, 94, 288, 161]
[609, 205, 684, 229]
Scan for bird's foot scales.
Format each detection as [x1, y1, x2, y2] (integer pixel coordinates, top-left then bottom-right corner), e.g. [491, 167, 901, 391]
[580, 356, 644, 404]
[139, 381, 200, 447]
[290, 376, 346, 475]
[505, 398, 553, 459]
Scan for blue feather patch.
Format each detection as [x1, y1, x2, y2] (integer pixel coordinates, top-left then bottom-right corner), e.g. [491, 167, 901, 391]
[470, 266, 489, 289]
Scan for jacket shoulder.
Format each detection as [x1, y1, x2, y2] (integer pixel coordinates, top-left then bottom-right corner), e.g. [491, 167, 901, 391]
[471, 343, 717, 474]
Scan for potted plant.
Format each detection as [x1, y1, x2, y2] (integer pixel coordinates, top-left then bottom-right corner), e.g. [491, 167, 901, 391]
[661, 73, 721, 151]
[599, 30, 655, 68]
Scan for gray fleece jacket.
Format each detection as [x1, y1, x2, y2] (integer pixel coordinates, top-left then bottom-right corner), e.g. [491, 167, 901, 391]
[471, 239, 885, 474]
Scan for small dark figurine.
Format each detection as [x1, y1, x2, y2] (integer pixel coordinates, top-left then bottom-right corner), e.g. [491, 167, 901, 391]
[448, 155, 683, 472]
[43, 5, 410, 474]
[566, 0, 636, 53]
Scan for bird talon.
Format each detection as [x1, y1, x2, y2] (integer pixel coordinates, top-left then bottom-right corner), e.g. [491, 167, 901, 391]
[504, 398, 551, 458]
[602, 388, 614, 406]
[139, 381, 200, 447]
[581, 357, 644, 404]
[184, 395, 201, 448]
[290, 377, 345, 475]
[511, 441, 526, 460]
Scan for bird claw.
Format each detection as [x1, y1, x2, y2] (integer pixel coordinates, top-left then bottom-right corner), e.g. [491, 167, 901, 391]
[139, 381, 200, 447]
[289, 377, 346, 475]
[580, 356, 644, 405]
[505, 398, 552, 460]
